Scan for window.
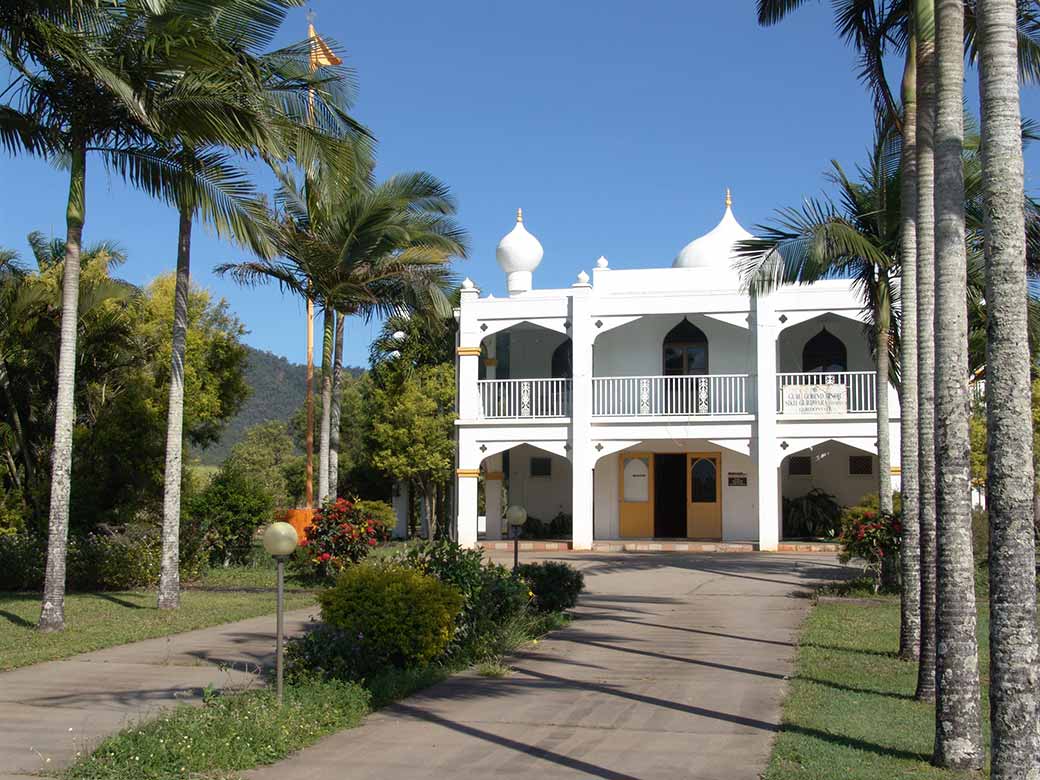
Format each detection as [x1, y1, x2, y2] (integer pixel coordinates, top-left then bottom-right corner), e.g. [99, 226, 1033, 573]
[662, 317, 709, 376]
[849, 455, 874, 475]
[802, 327, 847, 373]
[530, 457, 552, 477]
[789, 456, 812, 476]
[551, 340, 573, 379]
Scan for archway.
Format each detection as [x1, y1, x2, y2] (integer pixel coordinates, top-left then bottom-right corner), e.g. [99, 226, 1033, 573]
[662, 317, 709, 376]
[802, 327, 848, 373]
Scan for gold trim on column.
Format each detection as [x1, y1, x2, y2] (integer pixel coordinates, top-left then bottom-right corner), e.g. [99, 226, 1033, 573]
[484, 471, 504, 481]
[456, 347, 481, 356]
[890, 466, 902, 475]
[456, 469, 480, 478]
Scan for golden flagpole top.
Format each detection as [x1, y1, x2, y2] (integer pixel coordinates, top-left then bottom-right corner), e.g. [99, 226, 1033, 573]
[516, 207, 523, 223]
[725, 188, 732, 208]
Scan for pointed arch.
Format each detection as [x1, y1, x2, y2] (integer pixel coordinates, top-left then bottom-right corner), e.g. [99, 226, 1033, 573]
[662, 317, 709, 375]
[802, 327, 847, 373]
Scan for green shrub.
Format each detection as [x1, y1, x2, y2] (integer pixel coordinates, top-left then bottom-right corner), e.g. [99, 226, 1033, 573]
[782, 488, 842, 538]
[315, 564, 463, 676]
[518, 512, 572, 539]
[294, 498, 390, 582]
[355, 499, 395, 528]
[515, 561, 585, 612]
[188, 464, 273, 567]
[837, 504, 902, 593]
[68, 529, 162, 591]
[0, 533, 44, 590]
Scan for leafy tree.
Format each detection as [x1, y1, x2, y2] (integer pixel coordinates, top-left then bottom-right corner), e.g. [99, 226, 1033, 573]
[224, 420, 300, 509]
[188, 462, 273, 567]
[370, 363, 455, 540]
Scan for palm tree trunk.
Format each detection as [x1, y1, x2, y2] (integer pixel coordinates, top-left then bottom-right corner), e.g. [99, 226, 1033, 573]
[877, 294, 893, 515]
[328, 313, 344, 498]
[157, 202, 192, 611]
[932, 0, 984, 766]
[914, 0, 938, 704]
[317, 306, 334, 503]
[977, 1, 1040, 775]
[899, 36, 922, 662]
[39, 138, 86, 633]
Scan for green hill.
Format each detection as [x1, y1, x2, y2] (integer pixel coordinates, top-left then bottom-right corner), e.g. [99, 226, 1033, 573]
[193, 346, 362, 465]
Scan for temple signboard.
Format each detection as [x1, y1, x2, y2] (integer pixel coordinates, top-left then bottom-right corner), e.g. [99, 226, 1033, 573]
[782, 383, 848, 415]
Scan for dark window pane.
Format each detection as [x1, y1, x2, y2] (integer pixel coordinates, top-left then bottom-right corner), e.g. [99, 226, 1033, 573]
[849, 455, 873, 475]
[664, 347, 684, 375]
[691, 458, 717, 502]
[789, 456, 812, 476]
[530, 457, 552, 477]
[687, 346, 708, 374]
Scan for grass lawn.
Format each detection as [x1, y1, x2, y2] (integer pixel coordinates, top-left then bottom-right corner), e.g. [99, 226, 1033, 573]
[767, 592, 990, 780]
[0, 588, 315, 671]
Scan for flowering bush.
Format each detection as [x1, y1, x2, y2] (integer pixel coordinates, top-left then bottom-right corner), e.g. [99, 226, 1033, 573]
[837, 505, 902, 593]
[298, 498, 390, 581]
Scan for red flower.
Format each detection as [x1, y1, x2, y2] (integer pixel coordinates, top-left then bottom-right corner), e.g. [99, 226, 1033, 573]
[368, 538, 377, 546]
[319, 552, 332, 562]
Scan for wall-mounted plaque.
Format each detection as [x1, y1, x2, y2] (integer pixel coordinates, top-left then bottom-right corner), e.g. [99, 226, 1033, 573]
[782, 383, 848, 415]
[727, 472, 748, 487]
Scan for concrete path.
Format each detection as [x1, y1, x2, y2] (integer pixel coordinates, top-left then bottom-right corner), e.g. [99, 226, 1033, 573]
[246, 553, 848, 780]
[0, 606, 317, 778]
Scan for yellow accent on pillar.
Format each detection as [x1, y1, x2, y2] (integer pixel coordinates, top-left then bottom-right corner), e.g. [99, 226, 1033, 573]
[890, 466, 902, 475]
[456, 469, 480, 478]
[456, 347, 481, 356]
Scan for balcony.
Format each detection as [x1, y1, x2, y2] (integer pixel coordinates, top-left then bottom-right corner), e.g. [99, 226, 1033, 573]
[776, 371, 877, 415]
[478, 378, 572, 418]
[592, 374, 749, 417]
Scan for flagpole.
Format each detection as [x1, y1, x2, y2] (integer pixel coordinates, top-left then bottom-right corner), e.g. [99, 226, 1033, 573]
[304, 10, 317, 510]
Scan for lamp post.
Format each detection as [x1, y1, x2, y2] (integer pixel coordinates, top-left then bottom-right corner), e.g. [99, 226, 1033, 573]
[262, 521, 298, 705]
[505, 505, 527, 570]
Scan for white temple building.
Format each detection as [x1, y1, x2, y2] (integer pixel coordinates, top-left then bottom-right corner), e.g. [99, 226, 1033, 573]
[450, 195, 900, 551]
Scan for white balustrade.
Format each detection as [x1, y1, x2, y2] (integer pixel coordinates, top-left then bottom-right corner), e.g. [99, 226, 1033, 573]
[591, 374, 749, 417]
[478, 378, 572, 418]
[776, 371, 877, 414]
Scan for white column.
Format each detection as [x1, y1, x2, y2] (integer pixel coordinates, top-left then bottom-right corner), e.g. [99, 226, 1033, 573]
[483, 453, 504, 540]
[456, 470, 479, 548]
[753, 292, 780, 551]
[391, 480, 410, 539]
[457, 279, 481, 420]
[570, 276, 594, 550]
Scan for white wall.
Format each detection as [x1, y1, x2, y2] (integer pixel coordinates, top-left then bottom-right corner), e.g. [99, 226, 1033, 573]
[508, 329, 569, 379]
[777, 315, 872, 373]
[507, 444, 572, 521]
[593, 314, 754, 377]
[780, 440, 880, 508]
[593, 440, 757, 541]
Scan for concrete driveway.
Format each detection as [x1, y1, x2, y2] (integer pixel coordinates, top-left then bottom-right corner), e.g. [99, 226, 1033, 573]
[247, 552, 848, 780]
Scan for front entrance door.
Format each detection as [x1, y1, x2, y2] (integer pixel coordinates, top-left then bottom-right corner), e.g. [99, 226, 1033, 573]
[654, 454, 687, 537]
[619, 453, 653, 538]
[686, 452, 722, 538]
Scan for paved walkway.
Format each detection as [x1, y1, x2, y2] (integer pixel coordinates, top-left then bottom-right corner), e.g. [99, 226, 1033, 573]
[246, 552, 847, 780]
[0, 607, 317, 778]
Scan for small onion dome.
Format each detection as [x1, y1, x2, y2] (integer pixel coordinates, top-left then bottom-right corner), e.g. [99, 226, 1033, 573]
[673, 189, 752, 269]
[496, 208, 543, 294]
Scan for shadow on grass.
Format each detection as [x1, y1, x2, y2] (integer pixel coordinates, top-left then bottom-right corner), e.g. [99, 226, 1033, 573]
[0, 609, 33, 628]
[91, 593, 148, 610]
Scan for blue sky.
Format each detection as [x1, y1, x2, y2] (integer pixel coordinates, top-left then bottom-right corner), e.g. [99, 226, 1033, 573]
[2, 1, 1038, 368]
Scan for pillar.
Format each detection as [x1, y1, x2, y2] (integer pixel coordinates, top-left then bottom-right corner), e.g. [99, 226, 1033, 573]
[570, 275, 594, 550]
[391, 480, 410, 539]
[456, 468, 479, 548]
[753, 292, 780, 551]
[484, 453, 504, 540]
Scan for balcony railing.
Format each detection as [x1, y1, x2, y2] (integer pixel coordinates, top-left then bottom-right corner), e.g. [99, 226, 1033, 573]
[592, 374, 749, 417]
[478, 378, 571, 418]
[776, 371, 877, 415]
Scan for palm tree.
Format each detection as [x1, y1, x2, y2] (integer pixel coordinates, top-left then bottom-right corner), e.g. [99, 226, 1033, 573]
[932, 0, 984, 767]
[734, 137, 899, 528]
[976, 1, 1040, 776]
[0, 3, 167, 631]
[115, 2, 369, 611]
[218, 164, 468, 501]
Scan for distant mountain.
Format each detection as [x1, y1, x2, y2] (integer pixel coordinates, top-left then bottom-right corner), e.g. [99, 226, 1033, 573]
[194, 346, 363, 465]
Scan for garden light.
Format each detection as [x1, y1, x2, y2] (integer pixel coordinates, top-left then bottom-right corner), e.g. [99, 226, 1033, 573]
[262, 521, 298, 705]
[505, 505, 526, 569]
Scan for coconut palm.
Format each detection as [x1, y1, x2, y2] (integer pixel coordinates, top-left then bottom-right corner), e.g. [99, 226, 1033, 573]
[734, 134, 899, 531]
[976, 1, 1040, 776]
[111, 2, 370, 611]
[932, 0, 984, 766]
[218, 162, 468, 503]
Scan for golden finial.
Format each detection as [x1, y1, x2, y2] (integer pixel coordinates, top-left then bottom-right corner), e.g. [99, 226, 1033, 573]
[725, 188, 732, 209]
[516, 207, 523, 223]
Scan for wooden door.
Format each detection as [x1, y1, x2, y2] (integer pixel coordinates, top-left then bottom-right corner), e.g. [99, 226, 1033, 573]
[686, 452, 722, 539]
[619, 453, 654, 538]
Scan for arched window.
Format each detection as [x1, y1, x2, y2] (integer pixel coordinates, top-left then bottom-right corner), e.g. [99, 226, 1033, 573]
[551, 340, 572, 379]
[662, 318, 708, 376]
[802, 327, 847, 373]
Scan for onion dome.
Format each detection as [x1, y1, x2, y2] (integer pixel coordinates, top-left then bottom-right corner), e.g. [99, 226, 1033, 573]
[496, 208, 543, 294]
[673, 189, 752, 269]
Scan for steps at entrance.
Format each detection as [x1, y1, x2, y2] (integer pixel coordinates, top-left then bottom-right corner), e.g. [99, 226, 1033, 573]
[477, 540, 839, 553]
